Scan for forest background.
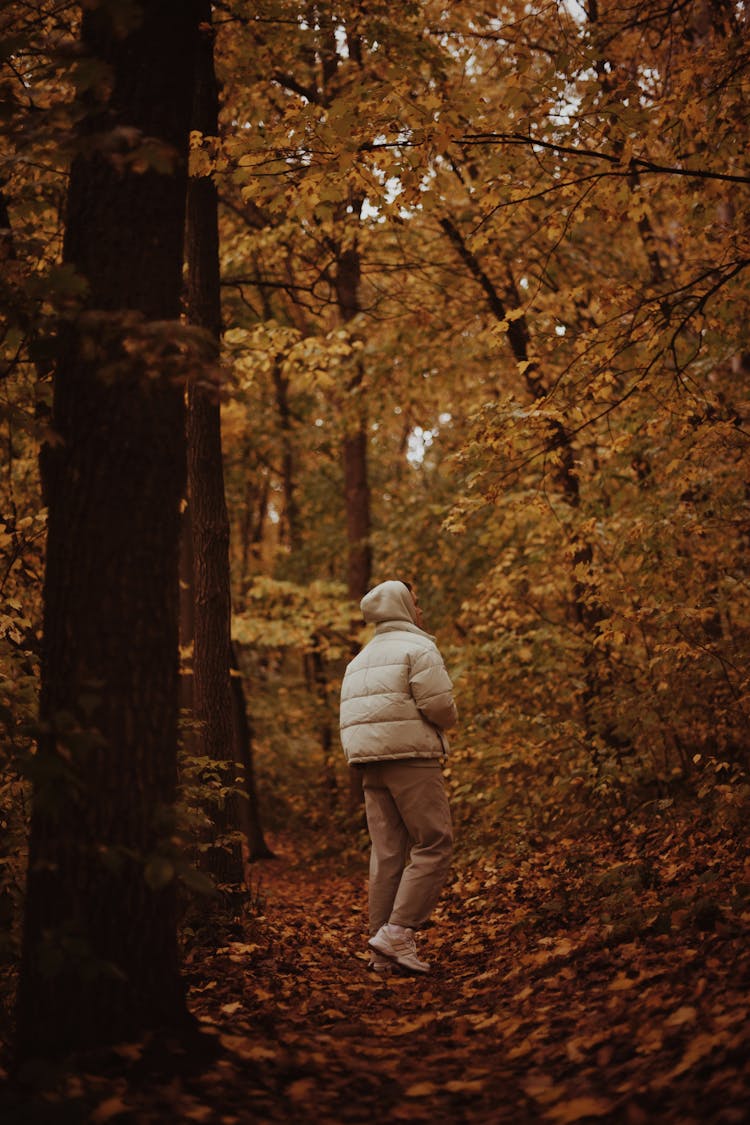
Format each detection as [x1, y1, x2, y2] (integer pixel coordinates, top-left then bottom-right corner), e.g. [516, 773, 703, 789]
[0, 0, 748, 1108]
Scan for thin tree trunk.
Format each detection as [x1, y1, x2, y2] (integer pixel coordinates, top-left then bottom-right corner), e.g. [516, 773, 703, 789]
[16, 0, 199, 1060]
[272, 357, 302, 553]
[230, 643, 274, 861]
[185, 7, 242, 885]
[335, 240, 372, 602]
[333, 235, 370, 808]
[307, 639, 339, 807]
[239, 471, 269, 596]
[179, 503, 196, 746]
[343, 423, 372, 602]
[185, 6, 271, 876]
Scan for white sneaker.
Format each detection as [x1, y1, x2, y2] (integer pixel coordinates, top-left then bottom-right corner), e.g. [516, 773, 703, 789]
[367, 951, 393, 975]
[368, 925, 430, 974]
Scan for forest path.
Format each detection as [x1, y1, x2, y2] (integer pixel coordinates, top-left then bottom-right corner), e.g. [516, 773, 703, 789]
[179, 824, 748, 1125]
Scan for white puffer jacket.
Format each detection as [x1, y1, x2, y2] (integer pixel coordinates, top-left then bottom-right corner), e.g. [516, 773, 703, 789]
[340, 580, 458, 765]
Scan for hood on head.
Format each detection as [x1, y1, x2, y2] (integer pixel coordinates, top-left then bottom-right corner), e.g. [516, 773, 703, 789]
[360, 580, 417, 626]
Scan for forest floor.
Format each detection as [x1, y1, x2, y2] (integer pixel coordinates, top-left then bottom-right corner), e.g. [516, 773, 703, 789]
[2, 807, 749, 1124]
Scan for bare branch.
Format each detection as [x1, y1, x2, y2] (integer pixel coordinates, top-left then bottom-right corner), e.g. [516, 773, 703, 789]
[460, 133, 750, 186]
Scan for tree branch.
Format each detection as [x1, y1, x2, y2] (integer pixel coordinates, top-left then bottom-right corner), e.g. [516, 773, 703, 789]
[460, 132, 750, 186]
[272, 69, 319, 103]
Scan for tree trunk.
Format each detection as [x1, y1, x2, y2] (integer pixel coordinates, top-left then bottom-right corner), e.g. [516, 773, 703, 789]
[334, 240, 372, 602]
[333, 235, 370, 808]
[306, 640, 338, 808]
[16, 0, 199, 1060]
[185, 8, 242, 886]
[239, 472, 269, 595]
[185, 6, 271, 878]
[230, 643, 274, 861]
[179, 503, 196, 746]
[343, 424, 372, 603]
[271, 357, 302, 555]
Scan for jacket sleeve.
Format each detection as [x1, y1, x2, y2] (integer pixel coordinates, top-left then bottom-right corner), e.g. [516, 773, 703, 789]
[409, 645, 458, 730]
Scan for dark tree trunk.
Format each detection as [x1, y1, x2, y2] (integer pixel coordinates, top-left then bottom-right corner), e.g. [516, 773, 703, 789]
[239, 473, 269, 593]
[333, 234, 370, 809]
[0, 186, 16, 263]
[185, 8, 240, 886]
[343, 424, 372, 602]
[185, 5, 271, 876]
[271, 357, 302, 555]
[334, 239, 372, 602]
[230, 644, 274, 861]
[308, 640, 338, 808]
[179, 503, 196, 744]
[16, 1, 199, 1060]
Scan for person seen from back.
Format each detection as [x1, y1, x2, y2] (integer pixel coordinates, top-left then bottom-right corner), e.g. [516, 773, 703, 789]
[339, 579, 458, 974]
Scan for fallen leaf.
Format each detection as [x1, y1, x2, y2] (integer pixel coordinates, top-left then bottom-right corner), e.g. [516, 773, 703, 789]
[220, 1034, 278, 1061]
[184, 1106, 213, 1122]
[608, 972, 637, 991]
[545, 1096, 614, 1122]
[286, 1078, 317, 1100]
[664, 1005, 697, 1027]
[389, 1013, 436, 1035]
[404, 1082, 438, 1097]
[90, 1097, 129, 1124]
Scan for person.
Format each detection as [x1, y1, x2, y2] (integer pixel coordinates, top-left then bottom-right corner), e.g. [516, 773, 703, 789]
[340, 579, 458, 974]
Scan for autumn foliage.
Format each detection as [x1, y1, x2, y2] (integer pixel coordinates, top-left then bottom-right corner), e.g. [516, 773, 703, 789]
[0, 0, 748, 1119]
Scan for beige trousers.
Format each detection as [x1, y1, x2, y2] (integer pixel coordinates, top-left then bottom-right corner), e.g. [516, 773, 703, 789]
[361, 759, 453, 935]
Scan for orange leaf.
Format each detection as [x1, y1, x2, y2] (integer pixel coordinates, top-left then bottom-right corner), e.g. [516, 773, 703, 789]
[545, 1096, 614, 1122]
[404, 1082, 438, 1097]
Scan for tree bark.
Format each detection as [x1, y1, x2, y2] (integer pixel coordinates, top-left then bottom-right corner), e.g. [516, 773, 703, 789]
[343, 423, 372, 601]
[16, 0, 199, 1059]
[185, 10, 239, 885]
[334, 237, 372, 602]
[271, 357, 302, 554]
[230, 643, 274, 861]
[333, 231, 370, 809]
[185, 5, 271, 876]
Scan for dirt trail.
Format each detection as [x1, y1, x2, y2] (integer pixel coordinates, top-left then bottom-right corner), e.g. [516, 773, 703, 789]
[180, 828, 748, 1124]
[4, 823, 747, 1123]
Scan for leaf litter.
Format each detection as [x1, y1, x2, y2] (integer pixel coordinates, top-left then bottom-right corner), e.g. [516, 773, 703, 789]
[3, 813, 748, 1123]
